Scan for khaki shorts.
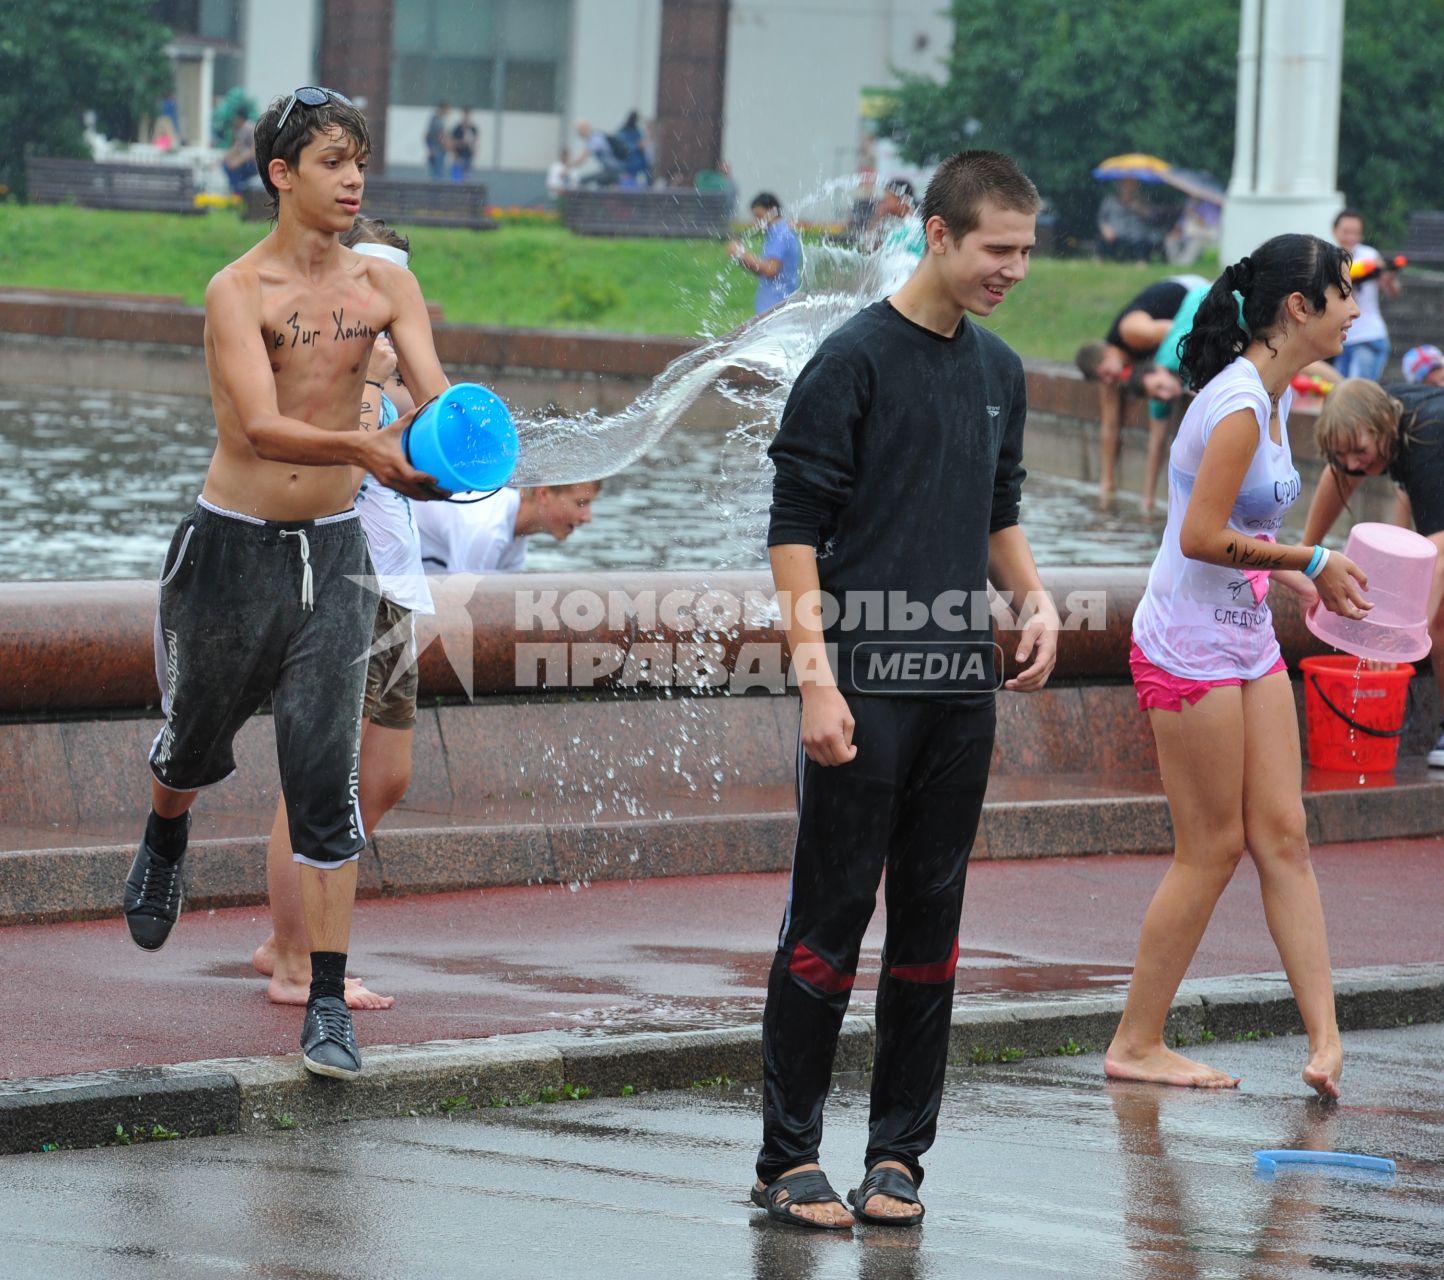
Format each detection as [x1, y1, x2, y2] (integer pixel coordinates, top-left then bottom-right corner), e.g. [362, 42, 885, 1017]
[363, 598, 419, 730]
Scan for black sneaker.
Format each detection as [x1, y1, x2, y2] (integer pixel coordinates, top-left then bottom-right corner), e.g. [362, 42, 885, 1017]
[301, 995, 362, 1080]
[123, 838, 186, 951]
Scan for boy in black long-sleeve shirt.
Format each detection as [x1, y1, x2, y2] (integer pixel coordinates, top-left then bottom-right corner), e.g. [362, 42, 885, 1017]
[752, 151, 1058, 1231]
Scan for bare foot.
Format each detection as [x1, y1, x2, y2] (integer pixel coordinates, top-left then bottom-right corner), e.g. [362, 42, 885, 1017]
[859, 1159, 923, 1222]
[252, 937, 278, 978]
[1303, 1042, 1342, 1101]
[1104, 1042, 1241, 1089]
[266, 974, 395, 1010]
[754, 1163, 854, 1229]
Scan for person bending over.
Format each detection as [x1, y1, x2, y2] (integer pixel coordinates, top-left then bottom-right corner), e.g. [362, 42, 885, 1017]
[1304, 375, 1444, 766]
[1075, 274, 1207, 513]
[414, 482, 601, 573]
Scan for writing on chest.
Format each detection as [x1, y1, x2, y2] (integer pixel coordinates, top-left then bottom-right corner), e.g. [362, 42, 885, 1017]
[268, 307, 381, 349]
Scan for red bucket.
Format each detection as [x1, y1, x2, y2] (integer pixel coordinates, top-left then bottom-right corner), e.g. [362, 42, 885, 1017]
[1300, 655, 1414, 773]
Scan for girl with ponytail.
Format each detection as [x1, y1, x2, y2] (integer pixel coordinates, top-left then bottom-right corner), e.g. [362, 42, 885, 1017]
[1107, 234, 1366, 1099]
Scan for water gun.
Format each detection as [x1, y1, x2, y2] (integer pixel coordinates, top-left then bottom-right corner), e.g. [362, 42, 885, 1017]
[1290, 373, 1334, 397]
[1350, 253, 1407, 282]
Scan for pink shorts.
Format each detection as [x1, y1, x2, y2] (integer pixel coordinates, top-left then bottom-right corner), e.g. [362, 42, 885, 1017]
[1130, 639, 1287, 713]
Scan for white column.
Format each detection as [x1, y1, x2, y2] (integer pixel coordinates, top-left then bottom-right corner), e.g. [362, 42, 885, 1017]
[241, 0, 320, 108]
[1221, 0, 1345, 263]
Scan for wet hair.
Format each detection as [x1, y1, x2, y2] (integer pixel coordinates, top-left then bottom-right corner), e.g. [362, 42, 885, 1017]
[1074, 341, 1110, 381]
[254, 90, 370, 219]
[885, 177, 915, 201]
[1316, 378, 1408, 485]
[1177, 234, 1352, 390]
[750, 192, 781, 214]
[919, 149, 1040, 240]
[526, 479, 605, 496]
[339, 214, 410, 257]
[1333, 207, 1364, 230]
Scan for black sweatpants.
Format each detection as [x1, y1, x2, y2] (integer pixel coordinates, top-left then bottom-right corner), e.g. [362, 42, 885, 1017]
[756, 694, 995, 1186]
[148, 500, 375, 867]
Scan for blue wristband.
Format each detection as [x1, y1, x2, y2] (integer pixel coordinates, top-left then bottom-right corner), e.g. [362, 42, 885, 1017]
[1304, 545, 1325, 578]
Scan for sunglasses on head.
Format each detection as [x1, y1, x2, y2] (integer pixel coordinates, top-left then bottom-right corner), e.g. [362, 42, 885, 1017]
[276, 85, 354, 135]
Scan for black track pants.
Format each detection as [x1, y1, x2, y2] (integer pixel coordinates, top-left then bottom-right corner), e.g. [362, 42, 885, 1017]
[756, 694, 995, 1186]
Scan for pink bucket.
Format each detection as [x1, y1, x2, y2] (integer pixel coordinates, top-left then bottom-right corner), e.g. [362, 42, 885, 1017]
[1305, 523, 1436, 662]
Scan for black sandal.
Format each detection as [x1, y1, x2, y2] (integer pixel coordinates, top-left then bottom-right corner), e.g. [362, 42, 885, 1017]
[750, 1168, 853, 1230]
[847, 1164, 925, 1227]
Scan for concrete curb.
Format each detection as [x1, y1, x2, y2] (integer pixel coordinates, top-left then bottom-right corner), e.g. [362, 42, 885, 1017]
[3, 963, 1441, 1156]
[11, 769, 1444, 926]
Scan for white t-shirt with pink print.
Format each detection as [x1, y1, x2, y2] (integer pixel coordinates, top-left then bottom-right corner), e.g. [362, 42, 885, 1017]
[1133, 356, 1302, 681]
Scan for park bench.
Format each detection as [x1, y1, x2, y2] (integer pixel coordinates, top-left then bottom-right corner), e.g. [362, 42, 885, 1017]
[1403, 211, 1444, 267]
[561, 188, 733, 238]
[243, 177, 496, 229]
[25, 157, 201, 215]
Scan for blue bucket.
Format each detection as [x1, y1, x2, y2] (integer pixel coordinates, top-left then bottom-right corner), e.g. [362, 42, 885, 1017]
[402, 383, 518, 494]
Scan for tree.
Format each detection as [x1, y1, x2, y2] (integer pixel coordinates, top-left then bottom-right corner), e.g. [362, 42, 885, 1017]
[883, 0, 1238, 243]
[0, 0, 174, 198]
[884, 0, 1444, 249]
[1337, 0, 1444, 248]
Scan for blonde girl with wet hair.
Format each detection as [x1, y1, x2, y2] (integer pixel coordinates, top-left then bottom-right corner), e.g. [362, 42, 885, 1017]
[1304, 376, 1444, 765]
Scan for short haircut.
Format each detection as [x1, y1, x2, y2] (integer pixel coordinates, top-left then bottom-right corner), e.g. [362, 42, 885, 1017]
[885, 177, 915, 201]
[920, 150, 1040, 240]
[1075, 341, 1110, 381]
[750, 192, 781, 214]
[340, 215, 410, 257]
[254, 90, 370, 219]
[528, 479, 604, 495]
[1333, 207, 1363, 229]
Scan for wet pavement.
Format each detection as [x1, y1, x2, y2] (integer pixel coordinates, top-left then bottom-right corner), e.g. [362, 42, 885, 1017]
[0, 1024, 1439, 1279]
[3, 841, 1442, 1080]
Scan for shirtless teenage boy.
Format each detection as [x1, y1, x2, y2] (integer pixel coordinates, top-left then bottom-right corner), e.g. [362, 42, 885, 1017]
[123, 88, 449, 1080]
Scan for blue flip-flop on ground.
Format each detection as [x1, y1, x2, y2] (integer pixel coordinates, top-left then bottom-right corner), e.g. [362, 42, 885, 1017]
[1254, 1149, 1396, 1175]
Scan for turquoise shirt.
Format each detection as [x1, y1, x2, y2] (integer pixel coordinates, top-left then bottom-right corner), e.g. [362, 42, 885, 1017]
[1149, 285, 1242, 420]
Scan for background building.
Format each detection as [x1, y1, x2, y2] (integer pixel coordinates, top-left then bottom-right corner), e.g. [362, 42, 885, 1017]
[154, 0, 952, 208]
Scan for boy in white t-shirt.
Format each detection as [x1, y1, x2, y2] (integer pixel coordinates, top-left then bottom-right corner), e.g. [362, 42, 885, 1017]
[1331, 208, 1400, 381]
[414, 481, 602, 573]
[250, 218, 435, 1009]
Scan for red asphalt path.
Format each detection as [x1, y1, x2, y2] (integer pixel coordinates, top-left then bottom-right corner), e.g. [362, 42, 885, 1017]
[1, 839, 1440, 1080]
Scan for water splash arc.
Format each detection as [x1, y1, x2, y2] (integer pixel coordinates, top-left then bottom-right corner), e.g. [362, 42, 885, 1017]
[509, 229, 923, 489]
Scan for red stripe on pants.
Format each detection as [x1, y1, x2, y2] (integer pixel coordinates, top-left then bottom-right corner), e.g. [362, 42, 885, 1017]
[889, 937, 959, 984]
[789, 942, 856, 994]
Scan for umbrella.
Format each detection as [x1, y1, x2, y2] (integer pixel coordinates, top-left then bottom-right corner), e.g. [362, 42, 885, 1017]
[1093, 154, 1224, 206]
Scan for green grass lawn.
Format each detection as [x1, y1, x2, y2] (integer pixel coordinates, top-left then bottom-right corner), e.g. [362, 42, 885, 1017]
[0, 204, 1210, 361]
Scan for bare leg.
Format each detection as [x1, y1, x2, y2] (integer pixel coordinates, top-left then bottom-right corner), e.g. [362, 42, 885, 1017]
[356, 723, 415, 832]
[255, 721, 412, 1008]
[1141, 418, 1168, 517]
[1240, 674, 1341, 1100]
[151, 777, 196, 819]
[1106, 686, 1246, 1087]
[1098, 383, 1123, 504]
[299, 857, 357, 956]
